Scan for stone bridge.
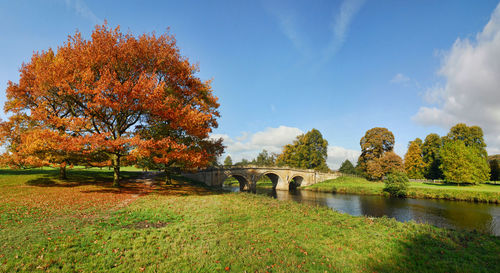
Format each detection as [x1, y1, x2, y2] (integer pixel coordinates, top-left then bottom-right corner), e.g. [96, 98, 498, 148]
[182, 166, 340, 192]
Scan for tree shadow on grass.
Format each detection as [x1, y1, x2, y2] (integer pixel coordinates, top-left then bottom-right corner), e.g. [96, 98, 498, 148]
[0, 168, 60, 176]
[18, 168, 225, 197]
[366, 228, 500, 272]
[24, 171, 140, 188]
[25, 177, 58, 187]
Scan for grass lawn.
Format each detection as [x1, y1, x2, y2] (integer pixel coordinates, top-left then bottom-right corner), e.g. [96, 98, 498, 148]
[304, 176, 500, 203]
[1, 169, 499, 272]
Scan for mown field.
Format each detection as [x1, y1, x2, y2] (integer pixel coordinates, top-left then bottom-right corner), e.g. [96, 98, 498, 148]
[304, 176, 500, 203]
[1, 168, 499, 272]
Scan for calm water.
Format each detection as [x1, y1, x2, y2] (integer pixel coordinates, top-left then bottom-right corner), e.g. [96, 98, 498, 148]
[224, 185, 500, 236]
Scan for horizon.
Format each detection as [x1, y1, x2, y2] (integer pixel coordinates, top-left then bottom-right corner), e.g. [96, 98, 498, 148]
[1, 0, 500, 168]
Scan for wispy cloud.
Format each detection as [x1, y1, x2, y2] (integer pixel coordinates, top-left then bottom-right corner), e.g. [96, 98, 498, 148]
[64, 0, 101, 25]
[324, 0, 366, 60]
[390, 73, 410, 84]
[265, 0, 365, 63]
[264, 2, 310, 56]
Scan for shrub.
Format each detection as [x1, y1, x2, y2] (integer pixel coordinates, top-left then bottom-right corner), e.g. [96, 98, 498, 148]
[383, 172, 409, 197]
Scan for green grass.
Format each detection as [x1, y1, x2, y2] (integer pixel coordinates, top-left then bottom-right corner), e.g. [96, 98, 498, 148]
[1, 169, 499, 272]
[304, 176, 500, 203]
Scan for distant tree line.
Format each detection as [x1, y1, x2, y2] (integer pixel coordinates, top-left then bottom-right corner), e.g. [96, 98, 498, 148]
[221, 129, 331, 172]
[343, 123, 493, 184]
[218, 123, 497, 185]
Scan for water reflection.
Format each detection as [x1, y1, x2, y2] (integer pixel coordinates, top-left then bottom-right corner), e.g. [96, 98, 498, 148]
[223, 185, 500, 236]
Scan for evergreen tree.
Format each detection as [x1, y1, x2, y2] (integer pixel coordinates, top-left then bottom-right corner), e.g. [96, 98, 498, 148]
[224, 155, 233, 166]
[404, 138, 426, 179]
[276, 129, 329, 171]
[253, 149, 276, 166]
[234, 158, 250, 166]
[339, 159, 356, 174]
[490, 159, 499, 181]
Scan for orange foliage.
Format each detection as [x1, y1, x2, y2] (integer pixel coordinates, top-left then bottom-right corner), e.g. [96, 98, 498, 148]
[366, 152, 404, 180]
[2, 24, 223, 185]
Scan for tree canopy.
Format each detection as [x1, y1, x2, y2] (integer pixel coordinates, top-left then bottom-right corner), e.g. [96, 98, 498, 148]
[444, 123, 487, 153]
[404, 138, 426, 179]
[1, 24, 223, 185]
[440, 140, 490, 184]
[357, 127, 400, 180]
[276, 129, 329, 171]
[439, 124, 490, 184]
[422, 133, 443, 180]
[357, 127, 395, 174]
[252, 149, 276, 167]
[366, 151, 404, 180]
[339, 159, 356, 174]
[224, 155, 233, 166]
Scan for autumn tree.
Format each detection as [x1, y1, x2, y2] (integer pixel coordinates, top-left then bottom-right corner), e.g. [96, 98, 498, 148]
[404, 138, 426, 179]
[276, 129, 329, 171]
[422, 133, 443, 180]
[366, 151, 404, 180]
[224, 155, 233, 166]
[3, 24, 222, 186]
[357, 127, 395, 174]
[339, 159, 356, 174]
[0, 115, 104, 179]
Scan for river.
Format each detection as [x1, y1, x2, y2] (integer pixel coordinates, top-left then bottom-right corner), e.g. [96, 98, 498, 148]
[223, 185, 500, 236]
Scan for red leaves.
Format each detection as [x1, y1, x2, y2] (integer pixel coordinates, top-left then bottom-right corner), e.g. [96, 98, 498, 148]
[2, 23, 223, 178]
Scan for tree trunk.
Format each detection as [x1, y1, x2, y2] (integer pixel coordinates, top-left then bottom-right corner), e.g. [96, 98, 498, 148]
[59, 165, 67, 180]
[165, 170, 172, 185]
[113, 154, 121, 187]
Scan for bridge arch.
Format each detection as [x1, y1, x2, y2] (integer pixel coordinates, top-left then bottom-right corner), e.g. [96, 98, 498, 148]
[288, 175, 304, 190]
[257, 172, 286, 190]
[223, 172, 251, 191]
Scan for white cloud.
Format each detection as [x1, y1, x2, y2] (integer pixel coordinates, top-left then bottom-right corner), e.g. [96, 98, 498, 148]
[211, 126, 360, 169]
[327, 146, 360, 170]
[390, 73, 410, 84]
[64, 0, 101, 25]
[413, 3, 500, 154]
[212, 126, 303, 163]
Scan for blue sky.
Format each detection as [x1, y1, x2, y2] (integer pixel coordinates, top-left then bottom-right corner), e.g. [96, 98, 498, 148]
[1, 0, 500, 168]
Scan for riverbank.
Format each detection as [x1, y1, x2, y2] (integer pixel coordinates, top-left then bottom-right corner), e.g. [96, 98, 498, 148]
[303, 176, 500, 204]
[1, 169, 500, 272]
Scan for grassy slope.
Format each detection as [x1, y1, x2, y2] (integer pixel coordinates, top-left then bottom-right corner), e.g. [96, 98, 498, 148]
[0, 169, 499, 272]
[304, 176, 500, 203]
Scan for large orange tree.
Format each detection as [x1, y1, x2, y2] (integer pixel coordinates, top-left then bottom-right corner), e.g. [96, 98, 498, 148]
[2, 24, 223, 186]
